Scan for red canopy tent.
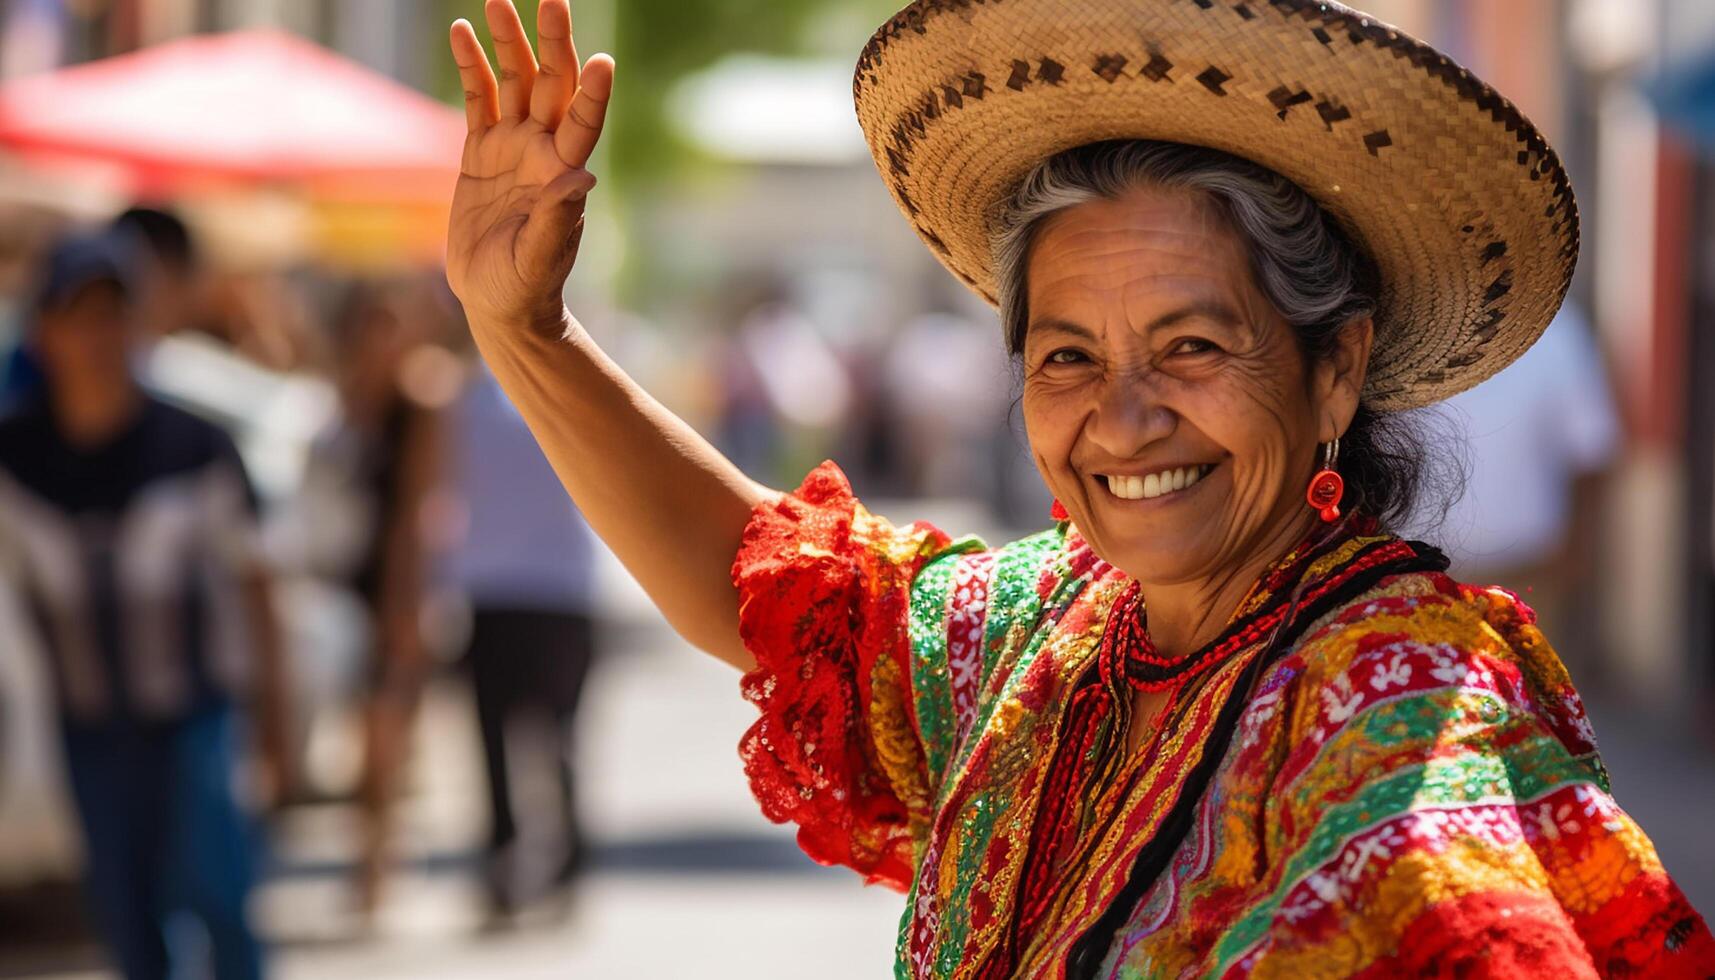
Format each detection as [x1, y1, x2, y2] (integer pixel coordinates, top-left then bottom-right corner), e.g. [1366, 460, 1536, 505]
[0, 29, 465, 199]
[0, 30, 466, 265]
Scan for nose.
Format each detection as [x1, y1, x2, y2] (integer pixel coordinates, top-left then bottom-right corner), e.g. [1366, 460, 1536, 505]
[1085, 370, 1175, 461]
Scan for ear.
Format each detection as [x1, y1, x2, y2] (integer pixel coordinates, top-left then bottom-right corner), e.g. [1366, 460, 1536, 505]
[1313, 315, 1374, 442]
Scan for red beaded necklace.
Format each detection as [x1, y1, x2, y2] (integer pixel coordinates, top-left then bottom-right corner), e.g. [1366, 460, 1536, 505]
[1095, 543, 1315, 698]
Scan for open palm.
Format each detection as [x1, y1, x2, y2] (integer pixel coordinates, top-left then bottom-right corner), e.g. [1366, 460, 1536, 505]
[447, 0, 613, 328]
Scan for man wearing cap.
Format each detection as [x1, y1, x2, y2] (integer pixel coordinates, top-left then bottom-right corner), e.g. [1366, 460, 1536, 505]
[0, 230, 288, 980]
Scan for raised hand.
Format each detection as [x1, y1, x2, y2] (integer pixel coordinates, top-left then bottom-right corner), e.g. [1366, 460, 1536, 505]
[442, 1, 766, 675]
[447, 0, 613, 330]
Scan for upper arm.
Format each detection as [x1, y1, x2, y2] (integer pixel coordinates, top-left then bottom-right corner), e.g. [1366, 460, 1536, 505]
[731, 462, 980, 888]
[395, 401, 445, 517]
[373, 403, 446, 625]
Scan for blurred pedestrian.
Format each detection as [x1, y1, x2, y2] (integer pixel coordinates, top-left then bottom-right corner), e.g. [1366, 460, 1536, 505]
[713, 281, 852, 486]
[112, 207, 200, 344]
[0, 230, 291, 979]
[1408, 301, 1621, 678]
[445, 362, 598, 923]
[309, 280, 453, 915]
[880, 310, 1012, 497]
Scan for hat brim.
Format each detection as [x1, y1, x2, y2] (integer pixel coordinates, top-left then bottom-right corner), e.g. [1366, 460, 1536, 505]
[854, 0, 1578, 412]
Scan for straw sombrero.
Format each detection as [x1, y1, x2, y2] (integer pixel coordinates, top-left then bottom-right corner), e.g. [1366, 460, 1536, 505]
[853, 0, 1578, 412]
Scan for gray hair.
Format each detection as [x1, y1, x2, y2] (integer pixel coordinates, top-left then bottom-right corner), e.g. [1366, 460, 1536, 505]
[991, 139, 1449, 528]
[992, 140, 1377, 359]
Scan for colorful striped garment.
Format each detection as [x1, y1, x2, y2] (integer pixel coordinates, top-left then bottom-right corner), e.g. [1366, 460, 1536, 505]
[734, 463, 1715, 979]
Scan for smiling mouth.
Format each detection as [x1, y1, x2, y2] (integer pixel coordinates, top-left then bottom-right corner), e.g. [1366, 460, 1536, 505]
[1100, 464, 1215, 501]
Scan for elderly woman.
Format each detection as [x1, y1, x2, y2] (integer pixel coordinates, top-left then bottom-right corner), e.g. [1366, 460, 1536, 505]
[446, 0, 1713, 976]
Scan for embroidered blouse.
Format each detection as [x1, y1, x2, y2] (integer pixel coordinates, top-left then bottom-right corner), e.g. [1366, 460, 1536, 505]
[733, 462, 1715, 979]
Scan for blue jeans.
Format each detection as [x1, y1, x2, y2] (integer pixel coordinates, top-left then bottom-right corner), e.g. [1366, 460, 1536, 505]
[60, 705, 265, 980]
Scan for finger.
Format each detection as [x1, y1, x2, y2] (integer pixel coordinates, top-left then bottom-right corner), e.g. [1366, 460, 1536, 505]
[450, 20, 499, 131]
[555, 54, 613, 168]
[530, 0, 579, 128]
[517, 168, 599, 282]
[483, 0, 537, 121]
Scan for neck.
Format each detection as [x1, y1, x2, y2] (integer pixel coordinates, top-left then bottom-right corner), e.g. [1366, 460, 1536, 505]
[50, 375, 142, 448]
[1137, 507, 1321, 660]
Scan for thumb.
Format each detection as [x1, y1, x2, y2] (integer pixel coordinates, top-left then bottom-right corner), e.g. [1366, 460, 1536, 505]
[516, 167, 598, 284]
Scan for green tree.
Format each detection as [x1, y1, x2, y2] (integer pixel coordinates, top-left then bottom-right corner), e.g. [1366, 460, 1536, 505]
[434, 0, 897, 183]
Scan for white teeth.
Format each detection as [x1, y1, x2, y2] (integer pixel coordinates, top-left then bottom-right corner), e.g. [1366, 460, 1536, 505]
[1105, 465, 1211, 501]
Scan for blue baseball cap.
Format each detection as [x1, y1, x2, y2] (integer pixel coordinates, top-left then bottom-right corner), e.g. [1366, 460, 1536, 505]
[29, 230, 139, 320]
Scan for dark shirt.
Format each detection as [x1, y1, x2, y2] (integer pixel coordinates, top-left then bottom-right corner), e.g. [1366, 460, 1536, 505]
[0, 394, 261, 726]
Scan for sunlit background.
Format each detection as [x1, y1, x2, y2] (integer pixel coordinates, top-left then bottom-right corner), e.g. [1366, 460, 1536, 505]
[0, 0, 1711, 977]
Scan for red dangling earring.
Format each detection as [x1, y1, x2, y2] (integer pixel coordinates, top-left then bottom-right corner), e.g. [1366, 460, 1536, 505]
[1305, 436, 1344, 523]
[1050, 499, 1070, 523]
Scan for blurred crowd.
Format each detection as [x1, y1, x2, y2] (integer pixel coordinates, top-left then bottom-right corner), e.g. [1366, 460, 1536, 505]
[0, 209, 526, 976]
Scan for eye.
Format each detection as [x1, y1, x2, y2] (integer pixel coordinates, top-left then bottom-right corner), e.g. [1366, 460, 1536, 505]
[1044, 348, 1090, 366]
[1169, 337, 1220, 356]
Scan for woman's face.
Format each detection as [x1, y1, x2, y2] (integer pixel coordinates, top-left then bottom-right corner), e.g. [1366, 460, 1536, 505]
[1020, 186, 1368, 587]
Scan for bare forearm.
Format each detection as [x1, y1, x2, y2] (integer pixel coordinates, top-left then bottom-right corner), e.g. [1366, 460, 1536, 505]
[471, 308, 772, 670]
[244, 572, 296, 803]
[375, 402, 437, 688]
[446, 5, 763, 668]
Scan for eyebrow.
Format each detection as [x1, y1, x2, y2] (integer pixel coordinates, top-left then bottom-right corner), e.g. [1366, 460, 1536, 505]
[1027, 299, 1245, 342]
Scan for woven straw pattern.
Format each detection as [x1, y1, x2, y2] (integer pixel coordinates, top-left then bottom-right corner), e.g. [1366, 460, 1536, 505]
[852, 0, 1579, 411]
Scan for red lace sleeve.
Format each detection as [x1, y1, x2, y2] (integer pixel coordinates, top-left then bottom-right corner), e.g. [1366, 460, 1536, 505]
[732, 461, 952, 890]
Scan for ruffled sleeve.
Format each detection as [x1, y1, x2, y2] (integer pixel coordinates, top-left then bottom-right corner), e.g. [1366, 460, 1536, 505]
[1229, 581, 1715, 977]
[732, 461, 980, 890]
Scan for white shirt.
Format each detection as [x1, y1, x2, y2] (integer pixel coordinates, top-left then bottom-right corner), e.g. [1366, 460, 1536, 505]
[444, 370, 595, 612]
[1404, 304, 1620, 573]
